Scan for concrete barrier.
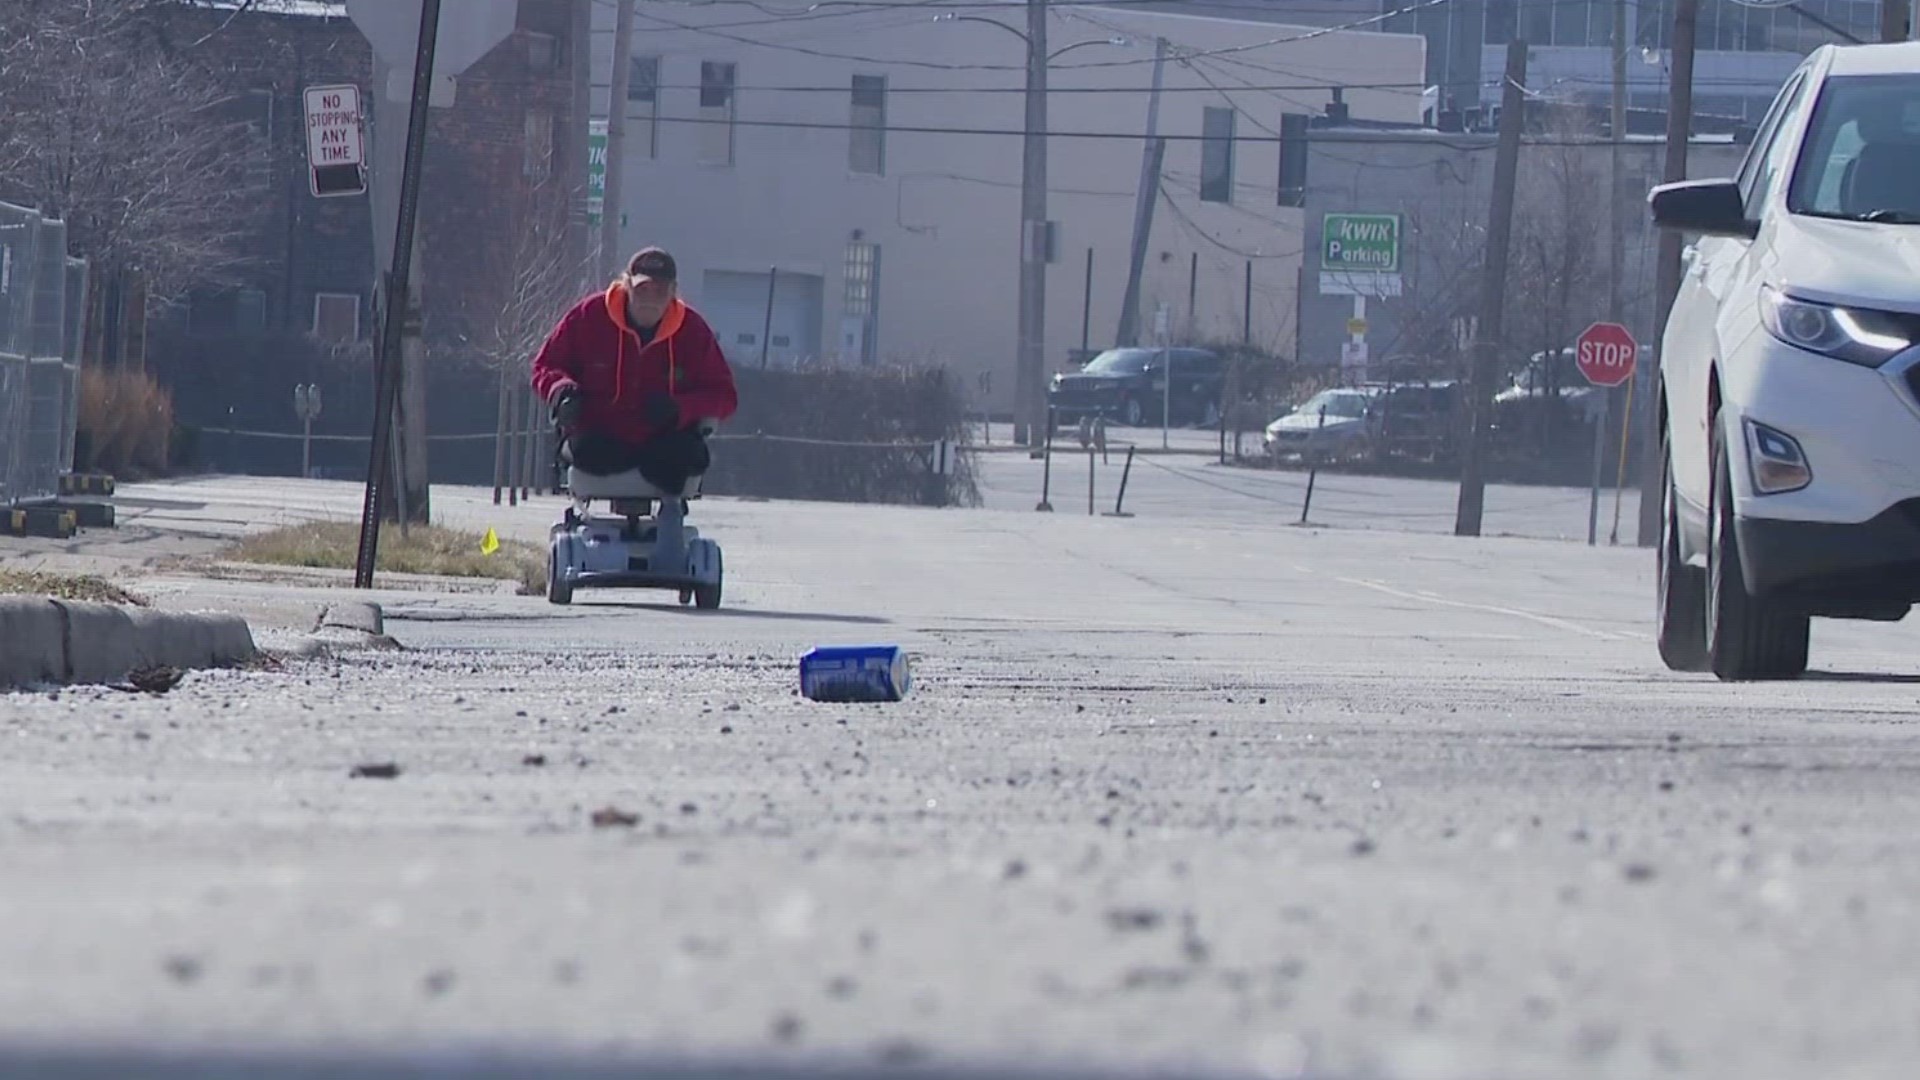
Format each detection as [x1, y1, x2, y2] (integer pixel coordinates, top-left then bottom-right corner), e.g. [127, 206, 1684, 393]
[0, 598, 65, 687]
[60, 601, 145, 685]
[317, 601, 384, 636]
[0, 596, 256, 690]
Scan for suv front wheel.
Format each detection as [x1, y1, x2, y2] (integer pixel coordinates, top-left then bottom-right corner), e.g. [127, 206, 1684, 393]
[1705, 421, 1810, 680]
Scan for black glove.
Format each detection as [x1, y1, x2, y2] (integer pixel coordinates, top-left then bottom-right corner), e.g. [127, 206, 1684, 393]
[644, 392, 680, 430]
[550, 387, 582, 428]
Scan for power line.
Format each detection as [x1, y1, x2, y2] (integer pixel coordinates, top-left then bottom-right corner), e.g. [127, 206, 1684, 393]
[596, 79, 1443, 95]
[611, 0, 1842, 92]
[583, 70, 1847, 97]
[645, 111, 1730, 146]
[630, 0, 1463, 74]
[1154, 177, 1300, 261]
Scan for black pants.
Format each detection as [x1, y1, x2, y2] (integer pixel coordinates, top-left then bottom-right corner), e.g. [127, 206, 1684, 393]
[562, 428, 711, 495]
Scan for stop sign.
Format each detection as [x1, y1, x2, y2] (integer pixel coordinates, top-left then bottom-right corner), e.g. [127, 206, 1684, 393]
[1576, 321, 1638, 388]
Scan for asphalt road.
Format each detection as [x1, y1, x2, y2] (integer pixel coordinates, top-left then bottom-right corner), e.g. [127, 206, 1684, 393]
[2, 471, 1918, 1080]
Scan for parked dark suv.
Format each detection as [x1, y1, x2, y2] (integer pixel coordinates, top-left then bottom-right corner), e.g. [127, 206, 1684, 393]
[1047, 347, 1224, 428]
[1371, 379, 1463, 462]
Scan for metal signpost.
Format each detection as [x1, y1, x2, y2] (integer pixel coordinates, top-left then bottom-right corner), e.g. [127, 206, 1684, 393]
[343, 0, 517, 588]
[1575, 321, 1638, 546]
[1155, 304, 1171, 450]
[293, 383, 323, 479]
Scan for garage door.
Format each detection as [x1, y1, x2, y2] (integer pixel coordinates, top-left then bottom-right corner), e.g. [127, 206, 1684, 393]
[700, 270, 823, 369]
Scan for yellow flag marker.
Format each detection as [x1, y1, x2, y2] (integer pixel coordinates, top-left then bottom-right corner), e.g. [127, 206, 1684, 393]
[480, 527, 500, 555]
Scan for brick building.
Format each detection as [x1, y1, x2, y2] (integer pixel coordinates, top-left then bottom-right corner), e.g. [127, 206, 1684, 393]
[144, 0, 590, 481]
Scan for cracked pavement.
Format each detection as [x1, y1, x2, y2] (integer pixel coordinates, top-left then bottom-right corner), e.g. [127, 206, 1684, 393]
[2, 468, 1918, 1079]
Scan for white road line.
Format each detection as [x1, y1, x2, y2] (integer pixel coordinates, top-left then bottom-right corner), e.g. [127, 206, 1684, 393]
[1337, 576, 1627, 641]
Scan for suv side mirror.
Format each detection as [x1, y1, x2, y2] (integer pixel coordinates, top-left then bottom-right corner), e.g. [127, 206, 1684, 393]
[1649, 179, 1758, 240]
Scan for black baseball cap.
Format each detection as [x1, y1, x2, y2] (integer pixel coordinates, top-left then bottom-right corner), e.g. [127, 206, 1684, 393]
[626, 246, 677, 284]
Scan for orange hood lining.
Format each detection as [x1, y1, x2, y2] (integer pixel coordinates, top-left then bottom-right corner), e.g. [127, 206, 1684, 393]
[604, 282, 687, 343]
[601, 282, 685, 401]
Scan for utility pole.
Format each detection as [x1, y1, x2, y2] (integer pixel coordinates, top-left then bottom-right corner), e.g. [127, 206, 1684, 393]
[354, 0, 441, 585]
[1883, 0, 1908, 40]
[1589, 0, 1629, 547]
[1639, 0, 1699, 548]
[569, 0, 593, 290]
[601, 0, 635, 278]
[1453, 39, 1528, 538]
[1014, 0, 1050, 446]
[1117, 36, 1170, 349]
[1609, 0, 1626, 328]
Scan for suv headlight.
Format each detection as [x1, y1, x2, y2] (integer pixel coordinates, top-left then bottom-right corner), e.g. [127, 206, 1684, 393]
[1759, 286, 1912, 367]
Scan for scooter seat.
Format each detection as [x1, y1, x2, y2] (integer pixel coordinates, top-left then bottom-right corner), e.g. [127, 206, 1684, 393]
[567, 467, 703, 501]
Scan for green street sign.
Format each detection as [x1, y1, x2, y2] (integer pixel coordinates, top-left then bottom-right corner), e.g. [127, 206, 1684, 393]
[587, 118, 607, 226]
[1322, 213, 1401, 274]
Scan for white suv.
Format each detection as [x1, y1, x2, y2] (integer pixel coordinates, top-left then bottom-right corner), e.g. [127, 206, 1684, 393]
[1651, 43, 1920, 681]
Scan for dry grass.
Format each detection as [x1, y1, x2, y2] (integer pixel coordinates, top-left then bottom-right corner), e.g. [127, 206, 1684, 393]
[77, 368, 173, 474]
[225, 521, 546, 594]
[0, 568, 146, 605]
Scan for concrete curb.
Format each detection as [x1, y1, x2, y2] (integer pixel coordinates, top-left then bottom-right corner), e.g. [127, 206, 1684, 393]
[268, 600, 402, 659]
[0, 596, 257, 691]
[316, 601, 384, 636]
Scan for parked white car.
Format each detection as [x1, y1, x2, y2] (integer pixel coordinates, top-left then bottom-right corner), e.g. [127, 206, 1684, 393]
[1650, 42, 1920, 680]
[1264, 387, 1381, 461]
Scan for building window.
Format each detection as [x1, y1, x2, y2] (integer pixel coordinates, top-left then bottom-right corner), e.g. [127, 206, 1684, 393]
[1484, 0, 1516, 43]
[524, 110, 554, 180]
[187, 288, 267, 335]
[526, 32, 556, 74]
[1200, 107, 1235, 203]
[850, 74, 886, 175]
[235, 288, 267, 333]
[699, 60, 736, 166]
[628, 55, 660, 158]
[186, 291, 221, 334]
[312, 292, 360, 343]
[1522, 0, 1553, 44]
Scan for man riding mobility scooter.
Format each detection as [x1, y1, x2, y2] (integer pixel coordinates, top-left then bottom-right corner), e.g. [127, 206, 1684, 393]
[530, 247, 739, 608]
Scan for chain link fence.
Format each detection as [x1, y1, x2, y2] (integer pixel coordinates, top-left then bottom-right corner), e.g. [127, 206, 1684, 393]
[0, 200, 86, 508]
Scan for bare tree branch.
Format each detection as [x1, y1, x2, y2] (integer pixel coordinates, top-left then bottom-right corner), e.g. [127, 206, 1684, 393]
[479, 180, 596, 376]
[187, 0, 260, 49]
[0, 0, 269, 299]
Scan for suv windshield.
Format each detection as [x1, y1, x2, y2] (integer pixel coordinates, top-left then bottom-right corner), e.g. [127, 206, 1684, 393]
[1788, 74, 1920, 222]
[1295, 389, 1372, 419]
[1081, 349, 1156, 375]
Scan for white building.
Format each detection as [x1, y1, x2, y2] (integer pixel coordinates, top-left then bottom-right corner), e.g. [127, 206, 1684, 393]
[590, 1, 1424, 415]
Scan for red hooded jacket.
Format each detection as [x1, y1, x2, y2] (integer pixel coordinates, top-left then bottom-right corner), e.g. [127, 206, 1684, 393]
[530, 282, 739, 444]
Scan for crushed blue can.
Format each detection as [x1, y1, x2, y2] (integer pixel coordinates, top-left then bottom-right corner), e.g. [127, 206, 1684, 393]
[800, 645, 912, 703]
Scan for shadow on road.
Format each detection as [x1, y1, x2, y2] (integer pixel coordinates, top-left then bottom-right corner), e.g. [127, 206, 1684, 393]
[589, 602, 891, 626]
[109, 496, 212, 510]
[1800, 670, 1920, 684]
[0, 1045, 1237, 1080]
